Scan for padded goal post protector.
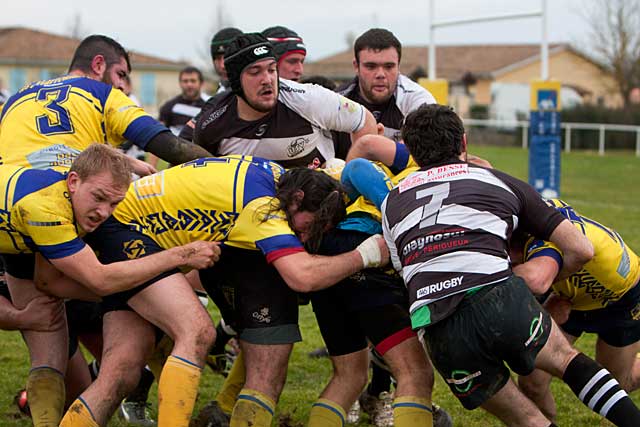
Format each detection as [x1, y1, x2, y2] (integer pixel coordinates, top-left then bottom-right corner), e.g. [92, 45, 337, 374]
[529, 79, 561, 198]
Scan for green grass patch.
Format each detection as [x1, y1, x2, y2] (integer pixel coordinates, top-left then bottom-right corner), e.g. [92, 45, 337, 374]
[1, 147, 639, 426]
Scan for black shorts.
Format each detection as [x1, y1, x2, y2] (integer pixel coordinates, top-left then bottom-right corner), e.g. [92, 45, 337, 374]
[311, 228, 415, 356]
[199, 245, 301, 345]
[423, 276, 551, 410]
[66, 300, 104, 356]
[83, 217, 180, 312]
[1, 254, 35, 280]
[561, 283, 640, 347]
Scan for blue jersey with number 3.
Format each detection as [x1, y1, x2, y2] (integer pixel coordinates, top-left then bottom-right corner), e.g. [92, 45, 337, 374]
[0, 75, 166, 171]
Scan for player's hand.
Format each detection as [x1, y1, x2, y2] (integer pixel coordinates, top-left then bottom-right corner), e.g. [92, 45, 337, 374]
[543, 293, 572, 325]
[356, 234, 390, 268]
[178, 241, 222, 270]
[18, 296, 65, 332]
[129, 157, 157, 177]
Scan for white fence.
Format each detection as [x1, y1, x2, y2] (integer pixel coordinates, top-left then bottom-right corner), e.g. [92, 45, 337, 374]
[462, 118, 640, 157]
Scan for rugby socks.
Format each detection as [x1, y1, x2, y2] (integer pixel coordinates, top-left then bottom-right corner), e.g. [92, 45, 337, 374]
[563, 353, 640, 427]
[59, 398, 98, 427]
[230, 388, 275, 427]
[27, 366, 65, 427]
[392, 396, 433, 427]
[308, 398, 346, 427]
[157, 355, 202, 427]
[217, 351, 246, 414]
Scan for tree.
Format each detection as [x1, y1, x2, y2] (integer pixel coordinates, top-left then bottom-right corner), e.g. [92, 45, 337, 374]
[67, 12, 88, 40]
[582, 0, 640, 108]
[196, 0, 234, 71]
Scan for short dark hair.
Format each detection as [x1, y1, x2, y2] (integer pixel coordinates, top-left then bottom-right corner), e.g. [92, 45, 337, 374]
[300, 75, 336, 91]
[401, 104, 465, 167]
[270, 168, 346, 252]
[179, 66, 203, 82]
[69, 35, 131, 73]
[354, 28, 401, 64]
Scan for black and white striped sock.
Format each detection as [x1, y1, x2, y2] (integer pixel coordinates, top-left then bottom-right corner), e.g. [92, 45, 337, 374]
[563, 353, 640, 427]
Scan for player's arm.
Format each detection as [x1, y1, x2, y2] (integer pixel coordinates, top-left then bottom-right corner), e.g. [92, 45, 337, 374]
[547, 219, 593, 280]
[37, 242, 221, 297]
[145, 131, 213, 165]
[512, 256, 560, 295]
[272, 234, 389, 292]
[350, 109, 378, 146]
[0, 294, 65, 332]
[346, 134, 398, 165]
[127, 156, 157, 177]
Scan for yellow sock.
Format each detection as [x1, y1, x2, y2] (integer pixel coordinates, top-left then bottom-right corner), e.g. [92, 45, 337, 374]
[393, 396, 433, 427]
[157, 355, 202, 427]
[217, 351, 246, 414]
[230, 388, 275, 427]
[27, 367, 65, 427]
[308, 398, 346, 427]
[59, 398, 99, 427]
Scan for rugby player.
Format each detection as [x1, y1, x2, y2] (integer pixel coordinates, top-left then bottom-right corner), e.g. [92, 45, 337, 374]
[513, 200, 640, 422]
[382, 103, 640, 427]
[76, 155, 387, 427]
[158, 66, 207, 136]
[210, 27, 244, 93]
[0, 145, 218, 427]
[334, 28, 436, 160]
[262, 26, 306, 81]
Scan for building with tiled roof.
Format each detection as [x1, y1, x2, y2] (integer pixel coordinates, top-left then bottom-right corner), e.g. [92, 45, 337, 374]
[0, 27, 188, 112]
[304, 43, 620, 115]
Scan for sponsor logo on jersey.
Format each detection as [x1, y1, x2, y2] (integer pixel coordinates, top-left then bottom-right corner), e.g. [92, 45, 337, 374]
[280, 85, 306, 94]
[254, 46, 269, 55]
[402, 229, 466, 256]
[255, 123, 268, 137]
[287, 137, 309, 157]
[399, 164, 469, 193]
[416, 275, 464, 298]
[200, 104, 228, 129]
[339, 96, 358, 113]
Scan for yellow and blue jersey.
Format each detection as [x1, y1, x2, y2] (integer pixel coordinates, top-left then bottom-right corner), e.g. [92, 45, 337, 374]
[524, 199, 640, 310]
[0, 165, 85, 259]
[113, 155, 304, 262]
[0, 75, 167, 171]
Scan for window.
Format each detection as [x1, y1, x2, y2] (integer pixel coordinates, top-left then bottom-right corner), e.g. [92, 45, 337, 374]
[139, 73, 156, 106]
[9, 68, 26, 93]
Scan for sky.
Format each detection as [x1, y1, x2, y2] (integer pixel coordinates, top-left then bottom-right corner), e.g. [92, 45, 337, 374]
[1, 0, 595, 69]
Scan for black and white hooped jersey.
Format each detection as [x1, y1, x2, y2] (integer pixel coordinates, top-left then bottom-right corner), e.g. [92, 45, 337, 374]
[192, 78, 366, 169]
[381, 161, 564, 327]
[334, 74, 436, 159]
[158, 94, 207, 136]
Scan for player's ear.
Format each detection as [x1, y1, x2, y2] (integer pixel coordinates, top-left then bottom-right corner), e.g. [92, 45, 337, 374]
[66, 171, 81, 194]
[90, 55, 107, 78]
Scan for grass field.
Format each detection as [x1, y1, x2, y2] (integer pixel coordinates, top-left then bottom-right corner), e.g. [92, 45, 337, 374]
[1, 146, 639, 426]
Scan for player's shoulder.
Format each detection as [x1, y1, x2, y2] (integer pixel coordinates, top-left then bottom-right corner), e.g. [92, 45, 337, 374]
[395, 74, 436, 112]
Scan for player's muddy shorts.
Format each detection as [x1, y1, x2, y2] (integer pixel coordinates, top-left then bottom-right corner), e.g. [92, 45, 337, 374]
[561, 281, 640, 347]
[423, 275, 551, 409]
[311, 228, 415, 356]
[199, 245, 301, 345]
[83, 217, 180, 313]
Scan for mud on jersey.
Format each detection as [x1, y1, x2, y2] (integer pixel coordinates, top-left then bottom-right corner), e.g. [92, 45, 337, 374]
[192, 78, 366, 169]
[381, 161, 564, 328]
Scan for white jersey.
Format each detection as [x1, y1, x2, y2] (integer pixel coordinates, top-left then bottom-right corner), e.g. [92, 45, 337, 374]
[193, 78, 366, 168]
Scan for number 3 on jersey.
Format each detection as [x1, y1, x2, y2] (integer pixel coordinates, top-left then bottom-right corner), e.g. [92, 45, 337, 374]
[36, 85, 74, 136]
